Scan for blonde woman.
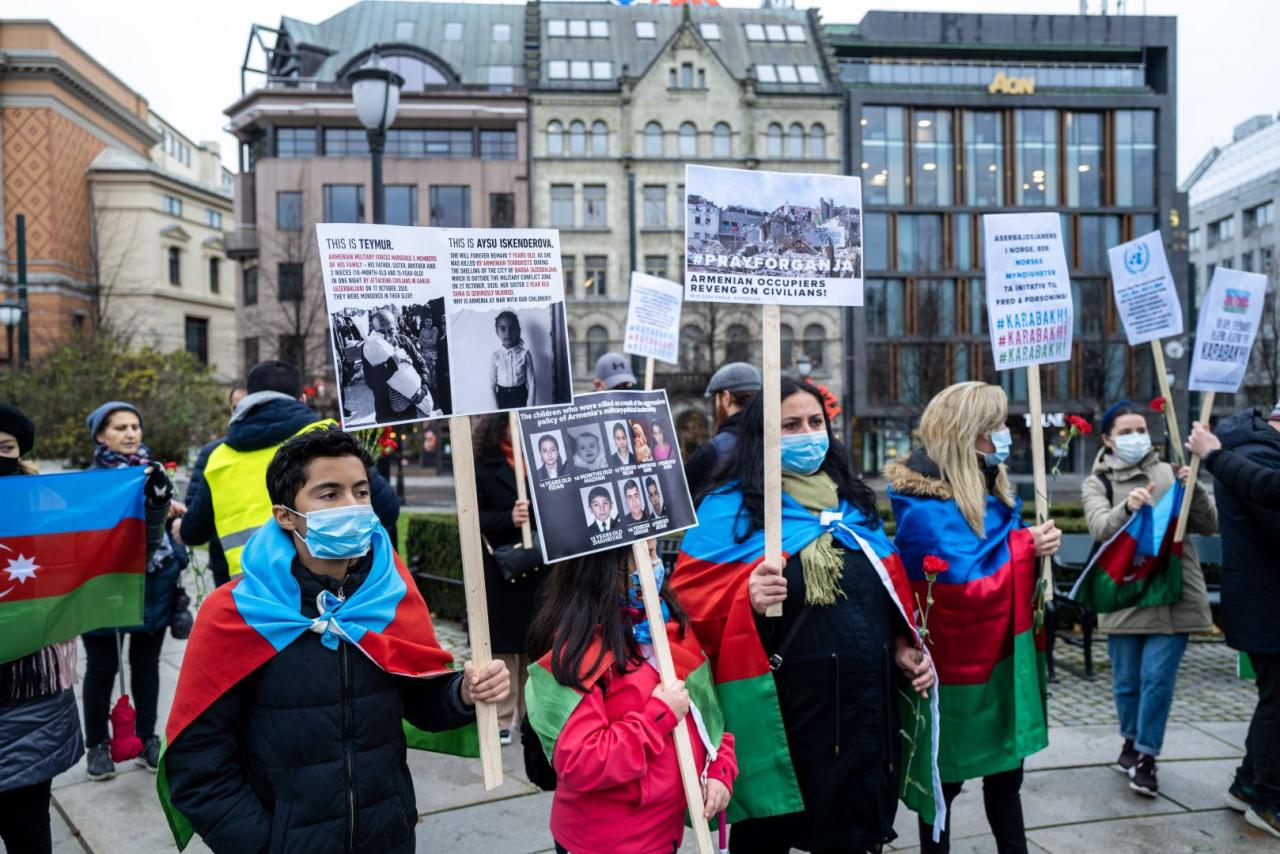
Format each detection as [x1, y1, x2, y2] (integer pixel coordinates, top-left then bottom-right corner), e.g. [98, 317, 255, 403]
[885, 382, 1059, 854]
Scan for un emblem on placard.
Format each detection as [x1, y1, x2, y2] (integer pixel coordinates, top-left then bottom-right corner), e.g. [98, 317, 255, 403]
[1124, 242, 1150, 275]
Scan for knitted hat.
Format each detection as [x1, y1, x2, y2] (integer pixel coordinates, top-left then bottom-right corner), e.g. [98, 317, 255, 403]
[86, 401, 142, 443]
[1099, 399, 1137, 437]
[0, 401, 35, 455]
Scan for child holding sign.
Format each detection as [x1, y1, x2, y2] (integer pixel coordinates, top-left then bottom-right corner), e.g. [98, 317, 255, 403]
[525, 543, 736, 854]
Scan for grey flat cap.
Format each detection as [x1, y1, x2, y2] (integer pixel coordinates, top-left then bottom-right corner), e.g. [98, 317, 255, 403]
[704, 362, 762, 397]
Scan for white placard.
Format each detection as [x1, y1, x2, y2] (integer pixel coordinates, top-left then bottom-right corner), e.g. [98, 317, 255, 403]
[982, 212, 1074, 370]
[683, 164, 863, 306]
[316, 224, 573, 428]
[1108, 230, 1183, 345]
[623, 271, 684, 364]
[1188, 268, 1269, 393]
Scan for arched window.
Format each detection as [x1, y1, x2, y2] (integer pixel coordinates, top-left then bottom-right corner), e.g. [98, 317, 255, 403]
[361, 53, 449, 91]
[679, 122, 698, 157]
[547, 121, 564, 156]
[766, 123, 783, 157]
[809, 123, 826, 159]
[645, 121, 664, 157]
[569, 120, 586, 156]
[591, 121, 608, 157]
[802, 323, 826, 369]
[726, 323, 751, 363]
[713, 122, 731, 157]
[779, 322, 796, 368]
[679, 324, 707, 370]
[586, 325, 610, 367]
[787, 123, 805, 158]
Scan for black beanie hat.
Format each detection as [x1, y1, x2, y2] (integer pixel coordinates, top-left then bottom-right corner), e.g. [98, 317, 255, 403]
[0, 401, 35, 455]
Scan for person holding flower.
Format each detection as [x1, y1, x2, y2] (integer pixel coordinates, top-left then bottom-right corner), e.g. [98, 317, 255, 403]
[1081, 400, 1216, 798]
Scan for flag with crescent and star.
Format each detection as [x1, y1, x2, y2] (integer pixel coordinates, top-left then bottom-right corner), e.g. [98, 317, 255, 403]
[0, 467, 147, 663]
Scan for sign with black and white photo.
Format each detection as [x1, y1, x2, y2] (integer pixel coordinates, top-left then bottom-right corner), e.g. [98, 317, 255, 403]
[517, 390, 697, 563]
[317, 224, 574, 429]
[683, 165, 863, 306]
[1188, 267, 1268, 393]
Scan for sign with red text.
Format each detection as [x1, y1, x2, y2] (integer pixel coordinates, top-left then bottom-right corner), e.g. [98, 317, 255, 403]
[1188, 268, 1268, 394]
[982, 212, 1073, 370]
[624, 272, 683, 364]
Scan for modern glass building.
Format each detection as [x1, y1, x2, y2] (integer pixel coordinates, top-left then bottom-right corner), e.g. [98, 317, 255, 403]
[827, 12, 1183, 476]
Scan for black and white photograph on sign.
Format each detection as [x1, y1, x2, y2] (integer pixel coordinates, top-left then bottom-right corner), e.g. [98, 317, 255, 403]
[684, 164, 864, 306]
[518, 390, 698, 563]
[445, 303, 571, 413]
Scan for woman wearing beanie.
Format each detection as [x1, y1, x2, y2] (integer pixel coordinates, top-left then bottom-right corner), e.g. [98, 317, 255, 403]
[0, 402, 85, 854]
[1081, 400, 1217, 798]
[80, 401, 184, 781]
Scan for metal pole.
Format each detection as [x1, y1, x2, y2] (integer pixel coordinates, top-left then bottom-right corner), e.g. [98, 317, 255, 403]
[369, 129, 386, 225]
[16, 213, 29, 366]
[5, 324, 13, 369]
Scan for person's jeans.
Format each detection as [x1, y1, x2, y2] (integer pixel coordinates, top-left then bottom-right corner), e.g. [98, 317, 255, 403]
[918, 765, 1027, 854]
[1107, 633, 1189, 756]
[0, 778, 53, 854]
[1237, 652, 1280, 811]
[82, 629, 166, 745]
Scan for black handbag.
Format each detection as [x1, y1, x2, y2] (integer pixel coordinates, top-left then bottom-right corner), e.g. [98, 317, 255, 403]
[489, 531, 544, 584]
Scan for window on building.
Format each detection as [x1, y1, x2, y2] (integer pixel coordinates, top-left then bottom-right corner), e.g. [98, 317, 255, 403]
[644, 255, 668, 278]
[863, 212, 889, 271]
[395, 20, 414, 40]
[429, 186, 470, 227]
[668, 68, 678, 88]
[563, 256, 576, 296]
[168, 247, 181, 285]
[569, 61, 591, 80]
[1066, 112, 1103, 206]
[592, 61, 613, 81]
[700, 22, 721, 40]
[782, 123, 802, 158]
[680, 324, 708, 370]
[785, 24, 806, 41]
[679, 122, 698, 157]
[766, 122, 783, 158]
[185, 317, 209, 365]
[964, 111, 1004, 206]
[1189, 228, 1201, 251]
[208, 257, 220, 293]
[864, 279, 905, 336]
[277, 262, 303, 301]
[744, 24, 766, 41]
[324, 128, 369, 156]
[589, 121, 608, 156]
[916, 280, 956, 335]
[777, 65, 799, 84]
[548, 60, 568, 80]
[278, 335, 305, 369]
[384, 185, 418, 226]
[778, 323, 796, 367]
[1015, 109, 1058, 206]
[755, 64, 778, 84]
[862, 107, 906, 205]
[802, 323, 826, 369]
[492, 22, 511, 42]
[1263, 248, 1274, 274]
[548, 19, 566, 37]
[797, 65, 821, 84]
[726, 324, 752, 363]
[276, 127, 317, 158]
[1242, 251, 1255, 272]
[1115, 110, 1155, 207]
[677, 184, 685, 226]
[1208, 216, 1234, 247]
[488, 66, 515, 87]
[164, 195, 183, 217]
[954, 214, 973, 270]
[645, 122, 664, 157]
[569, 121, 586, 156]
[443, 22, 462, 41]
[765, 24, 786, 41]
[1245, 202, 1275, 234]
[568, 20, 588, 37]
[808, 123, 826, 159]
[713, 122, 731, 157]
[205, 209, 223, 229]
[1221, 257, 1234, 269]
[323, 184, 365, 223]
[912, 110, 951, 204]
[479, 129, 517, 160]
[550, 185, 574, 227]
[375, 54, 449, 91]
[589, 20, 608, 37]
[277, 191, 303, 231]
[583, 185, 606, 227]
[968, 278, 987, 335]
[584, 255, 608, 297]
[244, 337, 259, 369]
[636, 21, 656, 39]
[897, 215, 944, 272]
[490, 193, 515, 228]
[547, 121, 564, 155]
[643, 186, 666, 228]
[426, 129, 473, 157]
[586, 325, 610, 365]
[243, 266, 258, 306]
[1079, 215, 1122, 271]
[681, 63, 694, 89]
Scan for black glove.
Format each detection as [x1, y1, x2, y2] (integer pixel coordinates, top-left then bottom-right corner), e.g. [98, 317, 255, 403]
[143, 462, 174, 507]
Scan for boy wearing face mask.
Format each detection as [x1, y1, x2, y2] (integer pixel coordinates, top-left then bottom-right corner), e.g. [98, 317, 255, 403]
[1081, 400, 1217, 798]
[161, 426, 509, 853]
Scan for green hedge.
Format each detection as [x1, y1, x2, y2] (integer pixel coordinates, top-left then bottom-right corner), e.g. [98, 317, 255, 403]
[405, 513, 466, 620]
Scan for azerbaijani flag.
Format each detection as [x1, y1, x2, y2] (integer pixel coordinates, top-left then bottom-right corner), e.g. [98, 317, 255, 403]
[1069, 482, 1184, 613]
[0, 468, 147, 663]
[673, 489, 944, 832]
[888, 481, 1047, 784]
[157, 520, 473, 850]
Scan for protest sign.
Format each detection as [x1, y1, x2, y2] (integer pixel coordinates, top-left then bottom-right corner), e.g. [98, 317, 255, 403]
[683, 164, 864, 306]
[316, 223, 573, 430]
[624, 271, 683, 365]
[1108, 231, 1182, 346]
[517, 390, 696, 564]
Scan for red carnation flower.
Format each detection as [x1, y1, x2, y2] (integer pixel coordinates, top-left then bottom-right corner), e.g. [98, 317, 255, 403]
[163, 461, 178, 471]
[923, 555, 949, 574]
[1067, 415, 1093, 435]
[1150, 396, 1166, 413]
[304, 385, 317, 398]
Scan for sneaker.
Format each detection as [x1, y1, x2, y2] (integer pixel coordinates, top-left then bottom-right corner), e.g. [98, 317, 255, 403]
[499, 729, 513, 746]
[1245, 806, 1280, 839]
[1116, 738, 1139, 774]
[136, 737, 161, 772]
[86, 744, 115, 781]
[1225, 778, 1255, 813]
[1129, 753, 1158, 797]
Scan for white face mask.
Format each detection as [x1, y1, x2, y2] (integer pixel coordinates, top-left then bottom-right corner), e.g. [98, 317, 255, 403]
[1114, 432, 1152, 465]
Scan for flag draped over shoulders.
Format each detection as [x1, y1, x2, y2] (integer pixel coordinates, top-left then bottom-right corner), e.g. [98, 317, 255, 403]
[1071, 481, 1185, 613]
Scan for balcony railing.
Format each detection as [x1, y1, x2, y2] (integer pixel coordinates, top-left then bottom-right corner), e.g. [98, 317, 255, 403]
[224, 224, 259, 259]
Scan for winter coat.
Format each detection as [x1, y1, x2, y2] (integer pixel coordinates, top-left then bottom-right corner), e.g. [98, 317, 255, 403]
[684, 411, 744, 500]
[550, 656, 737, 854]
[1204, 446, 1280, 510]
[179, 397, 400, 550]
[1081, 447, 1216, 635]
[184, 437, 229, 584]
[163, 556, 473, 854]
[475, 451, 549, 654]
[1205, 409, 1280, 655]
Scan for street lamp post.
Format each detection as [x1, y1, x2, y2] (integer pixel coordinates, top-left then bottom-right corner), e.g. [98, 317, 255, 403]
[348, 52, 404, 226]
[0, 299, 23, 369]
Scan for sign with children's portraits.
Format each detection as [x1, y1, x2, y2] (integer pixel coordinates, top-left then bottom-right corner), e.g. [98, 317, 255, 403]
[1188, 267, 1268, 393]
[683, 164, 864, 306]
[623, 271, 683, 364]
[982, 212, 1074, 370]
[1107, 230, 1183, 346]
[316, 224, 573, 429]
[517, 391, 697, 563]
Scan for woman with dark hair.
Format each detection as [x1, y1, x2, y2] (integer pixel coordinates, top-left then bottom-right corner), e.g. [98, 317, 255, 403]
[473, 414, 549, 745]
[673, 376, 939, 854]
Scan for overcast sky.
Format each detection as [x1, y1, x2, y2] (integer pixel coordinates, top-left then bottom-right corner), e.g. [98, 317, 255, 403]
[31, 0, 1277, 181]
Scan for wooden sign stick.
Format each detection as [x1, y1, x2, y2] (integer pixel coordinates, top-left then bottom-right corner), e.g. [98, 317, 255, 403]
[1026, 365, 1053, 603]
[762, 304, 784, 618]
[1149, 341, 1185, 468]
[630, 541, 715, 854]
[1174, 392, 1214, 544]
[449, 415, 504, 791]
[507, 411, 533, 549]
[644, 356, 656, 392]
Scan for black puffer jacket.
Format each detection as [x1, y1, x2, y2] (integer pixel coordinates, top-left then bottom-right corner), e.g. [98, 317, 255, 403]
[1207, 408, 1280, 655]
[164, 558, 472, 853]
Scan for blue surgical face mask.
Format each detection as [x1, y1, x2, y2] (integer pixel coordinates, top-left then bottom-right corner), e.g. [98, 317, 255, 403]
[287, 504, 379, 560]
[780, 431, 830, 475]
[984, 428, 1012, 467]
[1114, 432, 1152, 465]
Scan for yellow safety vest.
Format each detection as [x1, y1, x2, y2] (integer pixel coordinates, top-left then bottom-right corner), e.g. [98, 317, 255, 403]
[205, 419, 337, 576]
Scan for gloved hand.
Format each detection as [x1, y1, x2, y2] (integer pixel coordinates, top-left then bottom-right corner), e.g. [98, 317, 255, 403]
[143, 462, 175, 507]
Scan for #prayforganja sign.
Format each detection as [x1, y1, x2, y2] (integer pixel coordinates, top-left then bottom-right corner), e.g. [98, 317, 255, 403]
[983, 212, 1074, 370]
[624, 272, 684, 364]
[1188, 268, 1269, 393]
[1108, 230, 1183, 345]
